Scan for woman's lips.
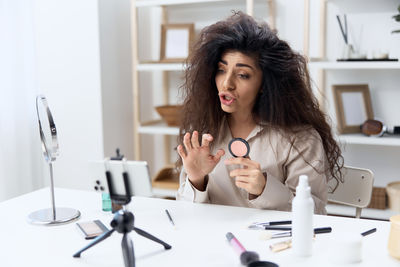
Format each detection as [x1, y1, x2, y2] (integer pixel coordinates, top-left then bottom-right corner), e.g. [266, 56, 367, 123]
[219, 94, 235, 106]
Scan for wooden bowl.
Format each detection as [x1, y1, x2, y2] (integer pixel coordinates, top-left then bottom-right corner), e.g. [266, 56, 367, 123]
[155, 105, 183, 126]
[152, 165, 180, 190]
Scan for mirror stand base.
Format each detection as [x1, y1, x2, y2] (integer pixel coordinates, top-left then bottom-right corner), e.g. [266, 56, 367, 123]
[27, 207, 81, 226]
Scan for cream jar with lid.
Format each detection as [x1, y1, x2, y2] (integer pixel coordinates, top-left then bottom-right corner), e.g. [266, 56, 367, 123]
[328, 233, 362, 264]
[388, 215, 400, 260]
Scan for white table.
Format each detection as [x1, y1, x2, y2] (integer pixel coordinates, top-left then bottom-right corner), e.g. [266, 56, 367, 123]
[0, 188, 398, 267]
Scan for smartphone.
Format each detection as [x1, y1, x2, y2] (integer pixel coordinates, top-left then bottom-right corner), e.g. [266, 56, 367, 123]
[76, 220, 108, 239]
[89, 160, 153, 197]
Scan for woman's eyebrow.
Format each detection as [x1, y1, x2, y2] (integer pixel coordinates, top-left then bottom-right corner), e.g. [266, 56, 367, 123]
[219, 60, 254, 70]
[236, 63, 254, 70]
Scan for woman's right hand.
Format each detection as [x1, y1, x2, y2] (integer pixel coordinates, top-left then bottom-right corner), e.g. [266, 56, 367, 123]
[177, 131, 225, 191]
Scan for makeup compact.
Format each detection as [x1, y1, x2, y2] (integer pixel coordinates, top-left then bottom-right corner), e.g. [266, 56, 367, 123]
[228, 138, 250, 158]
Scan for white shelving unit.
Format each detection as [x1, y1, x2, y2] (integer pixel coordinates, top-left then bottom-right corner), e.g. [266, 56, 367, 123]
[338, 134, 400, 147]
[136, 0, 234, 7]
[137, 63, 186, 71]
[309, 61, 400, 70]
[138, 121, 180, 135]
[306, 0, 400, 220]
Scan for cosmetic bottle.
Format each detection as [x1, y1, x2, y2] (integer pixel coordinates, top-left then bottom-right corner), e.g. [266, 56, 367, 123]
[292, 175, 314, 257]
[101, 192, 112, 212]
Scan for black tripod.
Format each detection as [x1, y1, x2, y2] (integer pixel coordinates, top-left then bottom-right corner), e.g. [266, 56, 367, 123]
[73, 166, 172, 267]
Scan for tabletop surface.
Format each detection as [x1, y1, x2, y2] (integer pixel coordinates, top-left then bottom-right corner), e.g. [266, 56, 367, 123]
[0, 187, 398, 267]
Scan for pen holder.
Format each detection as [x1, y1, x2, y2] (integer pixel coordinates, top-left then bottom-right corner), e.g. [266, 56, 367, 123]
[388, 215, 400, 260]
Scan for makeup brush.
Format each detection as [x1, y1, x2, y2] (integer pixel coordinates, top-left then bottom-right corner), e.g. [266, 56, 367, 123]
[259, 227, 332, 240]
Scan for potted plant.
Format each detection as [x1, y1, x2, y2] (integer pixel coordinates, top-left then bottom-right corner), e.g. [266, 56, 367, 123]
[393, 5, 400, 33]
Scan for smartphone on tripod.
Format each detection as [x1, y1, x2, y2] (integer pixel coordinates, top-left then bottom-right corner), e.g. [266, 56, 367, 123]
[89, 160, 153, 197]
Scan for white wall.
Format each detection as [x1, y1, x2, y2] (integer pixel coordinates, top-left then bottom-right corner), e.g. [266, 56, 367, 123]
[0, 0, 43, 201]
[33, 0, 104, 191]
[98, 0, 134, 160]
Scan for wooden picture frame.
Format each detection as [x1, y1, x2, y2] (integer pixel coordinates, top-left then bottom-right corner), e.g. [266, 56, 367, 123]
[160, 24, 195, 63]
[332, 84, 374, 134]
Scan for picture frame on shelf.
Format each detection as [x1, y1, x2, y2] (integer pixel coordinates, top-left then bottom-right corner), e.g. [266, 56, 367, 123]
[332, 84, 374, 134]
[160, 23, 195, 63]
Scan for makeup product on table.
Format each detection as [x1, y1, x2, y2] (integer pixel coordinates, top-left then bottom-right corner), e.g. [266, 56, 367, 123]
[361, 228, 376, 236]
[388, 215, 400, 259]
[291, 175, 314, 257]
[165, 209, 176, 229]
[251, 220, 291, 226]
[225, 232, 278, 267]
[249, 225, 292, 231]
[249, 220, 291, 230]
[228, 138, 250, 158]
[329, 227, 377, 264]
[270, 240, 292, 253]
[260, 227, 332, 240]
[76, 220, 108, 240]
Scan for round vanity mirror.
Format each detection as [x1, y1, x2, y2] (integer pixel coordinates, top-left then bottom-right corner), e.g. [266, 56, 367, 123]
[36, 95, 59, 162]
[27, 95, 80, 225]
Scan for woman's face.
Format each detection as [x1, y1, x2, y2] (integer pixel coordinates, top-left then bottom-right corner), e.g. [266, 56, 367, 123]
[215, 51, 262, 116]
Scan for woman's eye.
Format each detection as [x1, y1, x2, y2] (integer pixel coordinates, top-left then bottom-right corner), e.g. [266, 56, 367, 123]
[238, 73, 250, 79]
[217, 68, 225, 73]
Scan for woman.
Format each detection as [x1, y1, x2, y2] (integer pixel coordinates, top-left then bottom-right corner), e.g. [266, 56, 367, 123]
[176, 12, 343, 214]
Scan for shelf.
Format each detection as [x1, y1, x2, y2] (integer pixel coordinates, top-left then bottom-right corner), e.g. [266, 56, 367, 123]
[327, 203, 396, 221]
[152, 188, 177, 198]
[308, 61, 400, 70]
[138, 121, 180, 135]
[137, 62, 186, 71]
[136, 0, 232, 7]
[325, 0, 399, 14]
[338, 134, 400, 147]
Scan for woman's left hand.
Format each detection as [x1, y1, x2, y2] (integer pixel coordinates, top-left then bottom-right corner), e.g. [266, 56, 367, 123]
[224, 157, 266, 198]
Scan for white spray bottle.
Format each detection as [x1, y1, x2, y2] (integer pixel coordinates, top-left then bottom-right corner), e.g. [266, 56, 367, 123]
[292, 175, 314, 257]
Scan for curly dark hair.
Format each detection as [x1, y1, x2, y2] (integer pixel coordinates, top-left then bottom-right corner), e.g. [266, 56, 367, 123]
[178, 11, 343, 186]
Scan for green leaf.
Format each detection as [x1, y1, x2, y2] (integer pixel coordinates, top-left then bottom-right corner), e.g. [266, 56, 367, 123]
[392, 29, 400, 34]
[393, 14, 400, 22]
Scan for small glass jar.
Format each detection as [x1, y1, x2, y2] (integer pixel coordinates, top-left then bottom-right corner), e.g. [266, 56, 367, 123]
[102, 192, 112, 212]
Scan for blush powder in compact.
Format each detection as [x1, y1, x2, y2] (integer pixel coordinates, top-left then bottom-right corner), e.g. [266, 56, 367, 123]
[228, 138, 250, 158]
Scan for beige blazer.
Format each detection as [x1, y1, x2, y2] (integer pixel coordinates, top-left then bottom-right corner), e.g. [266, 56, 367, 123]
[177, 120, 328, 215]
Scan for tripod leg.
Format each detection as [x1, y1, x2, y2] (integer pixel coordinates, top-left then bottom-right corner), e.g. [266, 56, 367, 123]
[122, 233, 135, 267]
[133, 227, 172, 249]
[73, 229, 115, 258]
